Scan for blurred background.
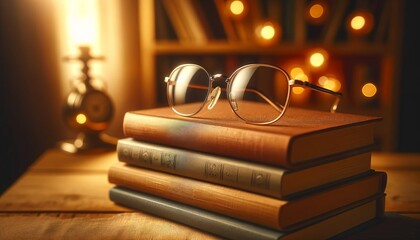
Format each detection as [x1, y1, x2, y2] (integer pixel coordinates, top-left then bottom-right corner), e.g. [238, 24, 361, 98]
[0, 0, 419, 194]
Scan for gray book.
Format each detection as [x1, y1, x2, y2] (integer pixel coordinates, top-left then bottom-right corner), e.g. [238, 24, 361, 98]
[109, 187, 383, 240]
[117, 138, 372, 199]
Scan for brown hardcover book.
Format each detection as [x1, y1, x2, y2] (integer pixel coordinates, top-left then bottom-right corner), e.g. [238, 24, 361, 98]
[123, 101, 381, 168]
[108, 162, 387, 230]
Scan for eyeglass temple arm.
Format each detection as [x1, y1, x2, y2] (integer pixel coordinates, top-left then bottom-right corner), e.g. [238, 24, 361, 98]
[290, 79, 342, 113]
[213, 74, 283, 112]
[165, 76, 283, 112]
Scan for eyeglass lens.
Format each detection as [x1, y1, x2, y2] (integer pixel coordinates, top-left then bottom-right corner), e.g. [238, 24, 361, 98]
[167, 64, 290, 123]
[228, 65, 290, 123]
[168, 65, 210, 116]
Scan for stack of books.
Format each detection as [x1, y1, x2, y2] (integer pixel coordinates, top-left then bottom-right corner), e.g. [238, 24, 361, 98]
[108, 102, 386, 240]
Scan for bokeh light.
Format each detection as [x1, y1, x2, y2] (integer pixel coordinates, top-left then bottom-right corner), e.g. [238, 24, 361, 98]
[76, 113, 87, 124]
[227, 0, 246, 18]
[260, 24, 276, 40]
[310, 53, 324, 67]
[310, 4, 324, 19]
[290, 67, 309, 95]
[362, 83, 377, 97]
[318, 76, 341, 91]
[347, 11, 374, 35]
[255, 21, 281, 45]
[350, 16, 366, 30]
[305, 1, 328, 24]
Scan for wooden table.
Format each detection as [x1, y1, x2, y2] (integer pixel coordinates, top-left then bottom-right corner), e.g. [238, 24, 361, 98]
[0, 150, 419, 239]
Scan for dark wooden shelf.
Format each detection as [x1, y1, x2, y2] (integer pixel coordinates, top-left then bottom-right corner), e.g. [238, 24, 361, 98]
[153, 41, 392, 55]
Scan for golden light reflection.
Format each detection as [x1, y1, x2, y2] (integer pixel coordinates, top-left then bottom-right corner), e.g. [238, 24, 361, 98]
[74, 139, 84, 148]
[291, 70, 309, 95]
[229, 0, 245, 16]
[261, 25, 276, 40]
[347, 11, 374, 35]
[295, 72, 309, 82]
[255, 21, 281, 45]
[318, 76, 341, 91]
[293, 87, 305, 95]
[318, 76, 328, 85]
[290, 67, 304, 78]
[76, 113, 87, 124]
[310, 4, 324, 19]
[305, 1, 328, 24]
[309, 52, 325, 68]
[350, 16, 366, 30]
[66, 0, 100, 46]
[362, 83, 377, 97]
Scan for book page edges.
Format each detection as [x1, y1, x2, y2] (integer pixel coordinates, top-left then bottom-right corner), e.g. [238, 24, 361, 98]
[282, 199, 378, 240]
[290, 121, 378, 164]
[281, 152, 372, 196]
[278, 172, 385, 229]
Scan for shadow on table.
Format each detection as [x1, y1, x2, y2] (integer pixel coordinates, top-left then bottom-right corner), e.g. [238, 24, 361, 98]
[338, 213, 420, 239]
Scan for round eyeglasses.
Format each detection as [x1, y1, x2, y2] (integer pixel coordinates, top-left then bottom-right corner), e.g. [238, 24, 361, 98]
[164, 63, 342, 125]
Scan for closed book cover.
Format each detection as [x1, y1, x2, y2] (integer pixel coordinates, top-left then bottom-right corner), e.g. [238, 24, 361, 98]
[108, 162, 387, 230]
[117, 138, 372, 199]
[109, 187, 385, 240]
[123, 102, 380, 168]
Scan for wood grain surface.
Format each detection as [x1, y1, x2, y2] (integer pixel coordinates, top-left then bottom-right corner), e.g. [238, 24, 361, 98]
[0, 149, 419, 239]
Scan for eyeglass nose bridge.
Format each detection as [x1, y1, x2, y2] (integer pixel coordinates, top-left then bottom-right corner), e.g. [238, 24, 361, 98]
[206, 74, 228, 110]
[210, 74, 239, 111]
[207, 86, 221, 110]
[211, 74, 229, 82]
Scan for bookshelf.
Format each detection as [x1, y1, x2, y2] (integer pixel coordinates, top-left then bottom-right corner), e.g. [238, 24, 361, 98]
[138, 0, 403, 151]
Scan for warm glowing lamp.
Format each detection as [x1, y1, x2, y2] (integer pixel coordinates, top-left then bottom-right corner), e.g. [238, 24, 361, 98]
[347, 11, 374, 36]
[305, 0, 329, 24]
[255, 20, 281, 46]
[65, 0, 101, 53]
[59, 1, 116, 153]
[362, 83, 377, 97]
[59, 46, 116, 154]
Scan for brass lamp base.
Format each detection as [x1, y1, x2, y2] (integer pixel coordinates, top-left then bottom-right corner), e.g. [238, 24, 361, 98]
[58, 132, 117, 154]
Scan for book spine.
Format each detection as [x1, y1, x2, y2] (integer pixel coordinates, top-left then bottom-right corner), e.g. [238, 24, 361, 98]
[109, 187, 284, 240]
[117, 138, 286, 199]
[123, 112, 292, 167]
[108, 163, 386, 230]
[109, 162, 284, 230]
